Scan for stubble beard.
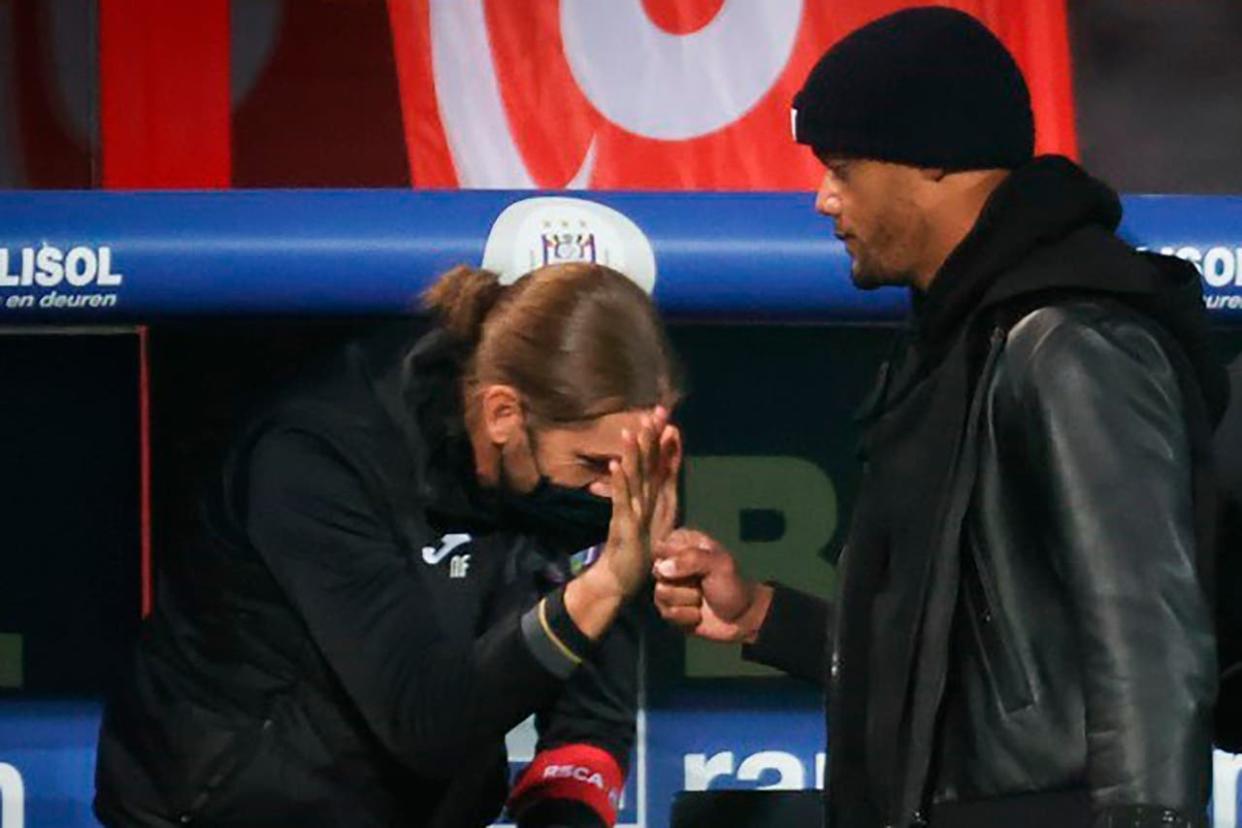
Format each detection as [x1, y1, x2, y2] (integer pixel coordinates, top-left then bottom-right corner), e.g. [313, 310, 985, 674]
[847, 222, 919, 290]
[849, 249, 909, 290]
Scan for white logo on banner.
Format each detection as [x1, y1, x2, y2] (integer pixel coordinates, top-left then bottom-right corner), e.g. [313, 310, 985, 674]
[0, 246, 123, 289]
[560, 0, 803, 141]
[481, 197, 657, 294]
[429, 0, 596, 189]
[0, 245, 125, 311]
[428, 0, 802, 185]
[0, 763, 24, 828]
[684, 750, 811, 792]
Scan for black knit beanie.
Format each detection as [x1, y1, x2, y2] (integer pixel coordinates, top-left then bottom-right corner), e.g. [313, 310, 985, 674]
[792, 6, 1035, 170]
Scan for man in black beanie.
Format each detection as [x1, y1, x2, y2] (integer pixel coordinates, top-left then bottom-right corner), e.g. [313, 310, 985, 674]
[655, 6, 1224, 828]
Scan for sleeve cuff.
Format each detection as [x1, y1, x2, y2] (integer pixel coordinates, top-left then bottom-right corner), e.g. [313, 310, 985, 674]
[742, 582, 830, 685]
[509, 743, 623, 827]
[521, 586, 592, 679]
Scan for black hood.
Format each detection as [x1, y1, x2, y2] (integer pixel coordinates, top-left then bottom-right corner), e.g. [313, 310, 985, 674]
[915, 154, 1228, 422]
[915, 155, 1121, 342]
[355, 323, 497, 530]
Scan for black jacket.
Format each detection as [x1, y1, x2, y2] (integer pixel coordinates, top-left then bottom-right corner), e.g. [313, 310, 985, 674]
[1212, 354, 1242, 749]
[746, 157, 1222, 828]
[95, 324, 636, 828]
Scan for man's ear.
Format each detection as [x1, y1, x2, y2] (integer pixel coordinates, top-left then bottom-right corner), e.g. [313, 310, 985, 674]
[479, 384, 525, 446]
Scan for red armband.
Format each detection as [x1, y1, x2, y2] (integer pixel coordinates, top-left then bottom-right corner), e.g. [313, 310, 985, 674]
[507, 743, 625, 826]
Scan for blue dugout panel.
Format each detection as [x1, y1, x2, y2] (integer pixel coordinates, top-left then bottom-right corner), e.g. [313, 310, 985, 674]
[3, 703, 1241, 827]
[0, 190, 1240, 322]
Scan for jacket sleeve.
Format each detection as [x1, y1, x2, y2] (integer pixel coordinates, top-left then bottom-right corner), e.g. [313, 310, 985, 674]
[512, 599, 641, 828]
[1006, 309, 1215, 826]
[742, 583, 832, 686]
[244, 427, 588, 778]
[534, 597, 639, 768]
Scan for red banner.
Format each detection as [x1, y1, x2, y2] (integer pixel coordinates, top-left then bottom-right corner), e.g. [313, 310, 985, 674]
[99, 0, 231, 188]
[387, 0, 1077, 190]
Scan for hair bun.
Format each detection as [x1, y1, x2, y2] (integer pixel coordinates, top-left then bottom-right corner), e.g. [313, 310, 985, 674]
[421, 265, 506, 342]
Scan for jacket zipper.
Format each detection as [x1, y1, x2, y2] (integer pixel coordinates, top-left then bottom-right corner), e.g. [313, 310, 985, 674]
[898, 325, 1012, 826]
[963, 534, 1034, 713]
[962, 329, 1035, 714]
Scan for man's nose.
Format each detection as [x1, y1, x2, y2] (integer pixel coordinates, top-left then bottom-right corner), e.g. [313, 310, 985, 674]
[816, 173, 842, 217]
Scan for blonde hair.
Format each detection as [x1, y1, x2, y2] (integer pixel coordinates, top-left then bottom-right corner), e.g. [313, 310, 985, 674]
[422, 263, 681, 421]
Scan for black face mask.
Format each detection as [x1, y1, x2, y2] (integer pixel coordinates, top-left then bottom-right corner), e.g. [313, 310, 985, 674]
[497, 428, 613, 552]
[500, 476, 613, 551]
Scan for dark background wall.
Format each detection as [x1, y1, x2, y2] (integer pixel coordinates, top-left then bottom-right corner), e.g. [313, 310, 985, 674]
[0, 332, 141, 696]
[1068, 0, 1242, 194]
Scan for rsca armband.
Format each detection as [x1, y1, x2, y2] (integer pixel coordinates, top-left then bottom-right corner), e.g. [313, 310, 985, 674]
[507, 743, 624, 827]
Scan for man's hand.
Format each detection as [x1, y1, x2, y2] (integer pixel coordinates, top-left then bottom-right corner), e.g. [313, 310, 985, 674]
[652, 529, 773, 644]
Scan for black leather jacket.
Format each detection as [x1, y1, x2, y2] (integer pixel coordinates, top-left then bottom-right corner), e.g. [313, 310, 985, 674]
[930, 299, 1215, 816]
[749, 300, 1216, 826]
[745, 158, 1220, 828]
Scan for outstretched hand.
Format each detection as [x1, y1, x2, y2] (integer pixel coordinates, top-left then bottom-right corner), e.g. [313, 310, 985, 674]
[564, 407, 682, 641]
[598, 407, 678, 599]
[650, 422, 682, 545]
